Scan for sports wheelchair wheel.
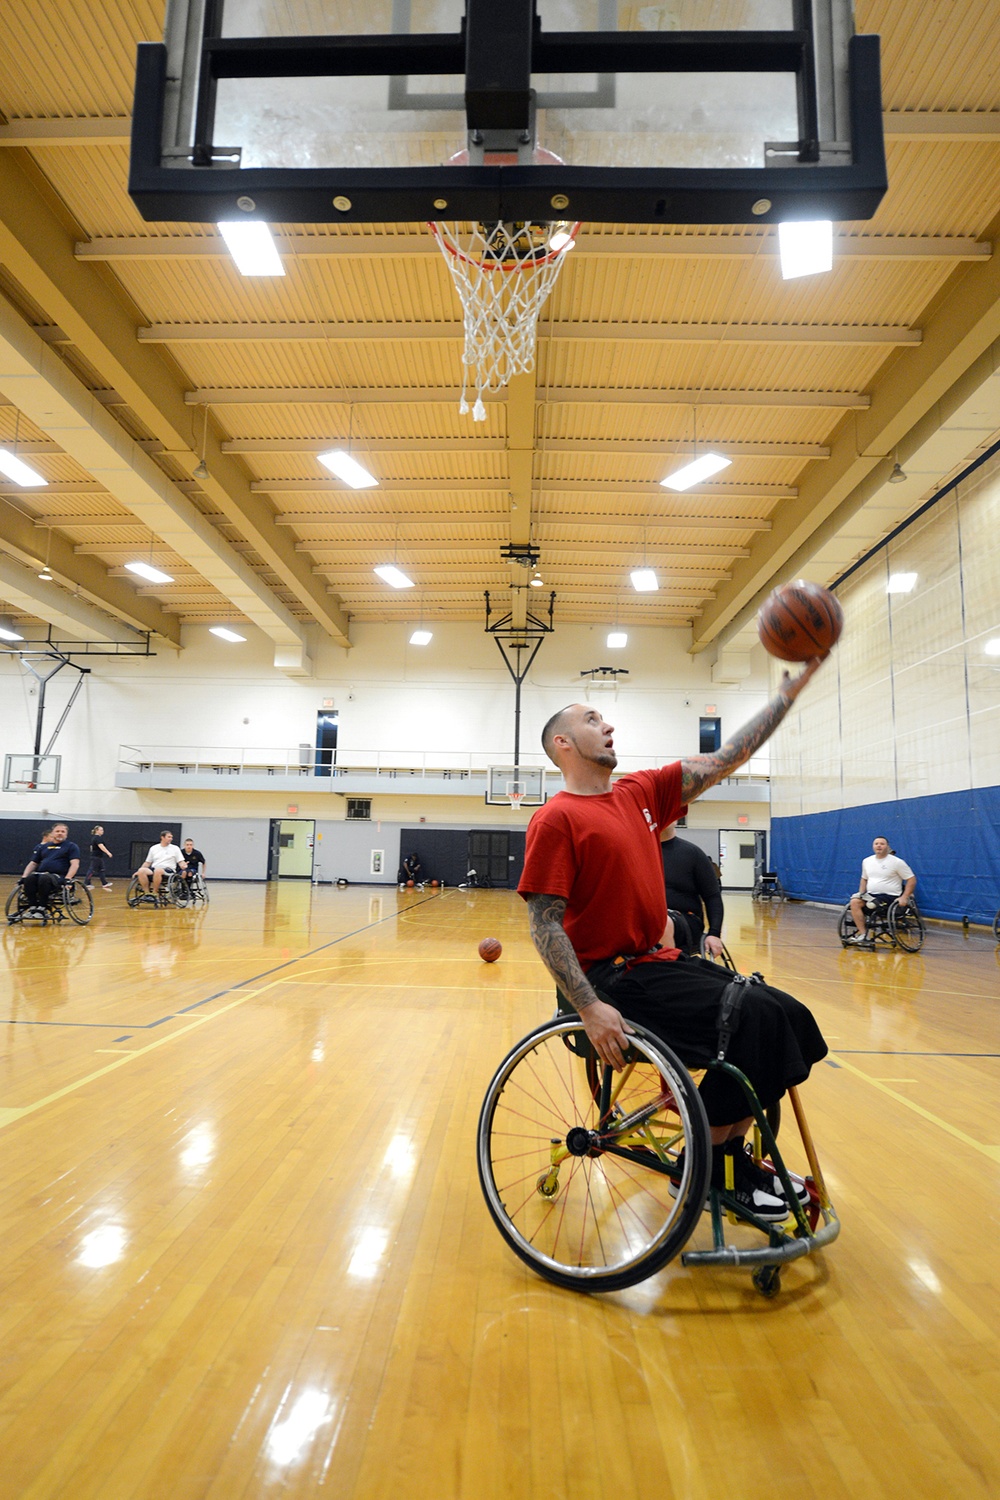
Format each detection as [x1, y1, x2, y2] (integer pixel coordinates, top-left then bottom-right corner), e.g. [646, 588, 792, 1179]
[5, 885, 27, 923]
[62, 881, 93, 925]
[993, 909, 999, 943]
[888, 899, 924, 952]
[165, 872, 191, 907]
[477, 1018, 711, 1293]
[837, 904, 860, 944]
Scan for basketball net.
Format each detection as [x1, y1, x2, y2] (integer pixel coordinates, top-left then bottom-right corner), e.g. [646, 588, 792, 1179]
[430, 220, 580, 419]
[507, 786, 525, 812]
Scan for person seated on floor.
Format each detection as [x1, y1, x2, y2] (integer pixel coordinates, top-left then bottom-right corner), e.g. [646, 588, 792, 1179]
[401, 852, 425, 887]
[20, 822, 81, 912]
[846, 836, 916, 947]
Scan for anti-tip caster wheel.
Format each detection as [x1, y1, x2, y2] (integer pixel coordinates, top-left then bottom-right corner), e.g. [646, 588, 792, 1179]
[752, 1266, 781, 1298]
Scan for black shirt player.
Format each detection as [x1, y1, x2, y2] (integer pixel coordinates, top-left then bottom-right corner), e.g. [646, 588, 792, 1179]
[660, 821, 725, 957]
[181, 839, 206, 882]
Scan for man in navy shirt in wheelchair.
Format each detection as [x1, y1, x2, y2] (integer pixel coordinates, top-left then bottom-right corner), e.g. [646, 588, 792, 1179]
[20, 822, 81, 913]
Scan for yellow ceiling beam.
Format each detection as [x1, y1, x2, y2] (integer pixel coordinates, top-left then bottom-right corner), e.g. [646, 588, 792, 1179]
[0, 152, 350, 647]
[0, 497, 180, 643]
[692, 246, 1000, 651]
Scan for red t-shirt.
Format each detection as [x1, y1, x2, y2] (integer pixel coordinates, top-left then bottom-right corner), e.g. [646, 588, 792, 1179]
[518, 764, 685, 969]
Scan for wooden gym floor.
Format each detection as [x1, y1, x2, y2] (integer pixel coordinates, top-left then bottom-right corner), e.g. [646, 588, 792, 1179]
[0, 880, 998, 1500]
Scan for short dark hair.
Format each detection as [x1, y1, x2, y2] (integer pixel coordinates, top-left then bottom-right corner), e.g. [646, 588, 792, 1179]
[541, 705, 576, 760]
[160, 829, 173, 838]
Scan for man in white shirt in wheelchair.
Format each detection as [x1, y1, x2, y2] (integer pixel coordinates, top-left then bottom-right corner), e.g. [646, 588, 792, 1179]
[846, 836, 916, 946]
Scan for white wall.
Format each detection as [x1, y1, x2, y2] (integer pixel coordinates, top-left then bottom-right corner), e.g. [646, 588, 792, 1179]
[770, 449, 1000, 816]
[0, 618, 770, 829]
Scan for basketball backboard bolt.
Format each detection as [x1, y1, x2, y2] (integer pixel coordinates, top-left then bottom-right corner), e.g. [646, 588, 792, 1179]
[751, 198, 772, 215]
[236, 195, 256, 212]
[433, 199, 448, 211]
[550, 194, 570, 210]
[333, 196, 352, 212]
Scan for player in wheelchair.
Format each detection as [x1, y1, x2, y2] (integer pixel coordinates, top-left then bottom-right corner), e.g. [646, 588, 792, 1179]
[478, 681, 840, 1296]
[7, 822, 93, 926]
[6, 822, 94, 925]
[840, 836, 923, 951]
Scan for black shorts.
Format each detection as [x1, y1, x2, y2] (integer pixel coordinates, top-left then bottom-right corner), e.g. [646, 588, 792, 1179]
[586, 954, 828, 1126]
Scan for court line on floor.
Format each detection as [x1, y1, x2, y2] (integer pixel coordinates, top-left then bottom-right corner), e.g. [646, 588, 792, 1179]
[829, 1051, 1000, 1162]
[0, 891, 451, 1131]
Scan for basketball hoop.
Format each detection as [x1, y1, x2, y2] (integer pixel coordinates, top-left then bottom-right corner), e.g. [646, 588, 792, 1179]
[430, 216, 580, 419]
[506, 781, 527, 812]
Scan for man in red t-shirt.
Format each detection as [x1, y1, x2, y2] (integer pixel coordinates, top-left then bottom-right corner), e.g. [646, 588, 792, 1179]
[519, 660, 827, 1222]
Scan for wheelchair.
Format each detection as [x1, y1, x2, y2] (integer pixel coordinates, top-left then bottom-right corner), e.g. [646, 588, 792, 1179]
[126, 871, 191, 909]
[752, 870, 785, 902]
[477, 984, 838, 1299]
[182, 871, 210, 905]
[838, 894, 924, 952]
[669, 908, 736, 972]
[994, 908, 999, 943]
[6, 877, 93, 926]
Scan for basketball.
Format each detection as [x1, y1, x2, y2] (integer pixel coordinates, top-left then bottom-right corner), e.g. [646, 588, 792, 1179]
[430, 879, 439, 887]
[406, 879, 415, 888]
[757, 581, 844, 662]
[478, 938, 502, 963]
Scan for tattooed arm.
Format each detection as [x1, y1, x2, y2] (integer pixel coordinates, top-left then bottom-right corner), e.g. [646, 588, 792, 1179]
[680, 656, 824, 803]
[526, 892, 634, 1070]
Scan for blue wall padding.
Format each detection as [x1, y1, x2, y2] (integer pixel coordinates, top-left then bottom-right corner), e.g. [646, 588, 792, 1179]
[771, 785, 1000, 925]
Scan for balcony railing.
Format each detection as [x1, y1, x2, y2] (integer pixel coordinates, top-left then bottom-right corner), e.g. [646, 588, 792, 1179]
[117, 744, 769, 784]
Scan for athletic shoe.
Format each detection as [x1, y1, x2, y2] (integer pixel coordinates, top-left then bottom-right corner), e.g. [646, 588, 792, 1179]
[667, 1145, 799, 1223]
[729, 1142, 810, 1209]
[102, 883, 113, 891]
[845, 932, 873, 946]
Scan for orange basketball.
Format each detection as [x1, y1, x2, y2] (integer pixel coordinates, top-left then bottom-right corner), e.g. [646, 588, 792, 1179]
[406, 880, 415, 888]
[430, 879, 439, 887]
[757, 580, 843, 662]
[478, 938, 502, 963]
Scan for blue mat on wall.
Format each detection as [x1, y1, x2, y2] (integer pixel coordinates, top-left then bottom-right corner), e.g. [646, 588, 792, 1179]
[771, 785, 1000, 926]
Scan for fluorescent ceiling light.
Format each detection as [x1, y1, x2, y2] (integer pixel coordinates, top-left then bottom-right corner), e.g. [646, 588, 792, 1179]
[0, 624, 24, 641]
[661, 452, 731, 491]
[209, 626, 246, 642]
[217, 220, 285, 276]
[886, 572, 917, 594]
[374, 564, 414, 589]
[409, 629, 433, 645]
[778, 219, 833, 280]
[607, 631, 628, 648]
[983, 638, 1000, 656]
[317, 449, 379, 489]
[125, 560, 174, 585]
[0, 449, 47, 487]
[630, 568, 658, 593]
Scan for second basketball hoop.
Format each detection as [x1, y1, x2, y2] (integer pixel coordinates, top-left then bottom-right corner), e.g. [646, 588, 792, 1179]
[430, 212, 580, 420]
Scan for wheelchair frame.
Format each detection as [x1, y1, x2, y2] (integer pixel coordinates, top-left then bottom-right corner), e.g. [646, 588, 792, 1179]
[838, 894, 925, 951]
[5, 877, 93, 926]
[478, 995, 839, 1299]
[752, 871, 786, 902]
[126, 871, 191, 909]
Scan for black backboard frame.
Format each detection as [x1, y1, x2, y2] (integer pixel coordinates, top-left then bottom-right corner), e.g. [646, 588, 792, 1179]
[129, 1, 886, 226]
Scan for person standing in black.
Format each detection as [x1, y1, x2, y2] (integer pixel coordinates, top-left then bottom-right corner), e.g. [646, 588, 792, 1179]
[660, 821, 725, 957]
[85, 825, 114, 890]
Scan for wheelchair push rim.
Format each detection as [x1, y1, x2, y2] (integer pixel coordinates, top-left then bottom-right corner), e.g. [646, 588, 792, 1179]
[477, 1018, 711, 1292]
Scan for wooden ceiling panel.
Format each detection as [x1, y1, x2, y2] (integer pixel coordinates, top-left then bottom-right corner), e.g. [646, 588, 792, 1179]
[2, 1, 999, 628]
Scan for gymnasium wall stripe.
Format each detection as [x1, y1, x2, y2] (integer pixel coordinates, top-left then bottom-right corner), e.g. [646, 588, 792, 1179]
[771, 784, 1000, 925]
